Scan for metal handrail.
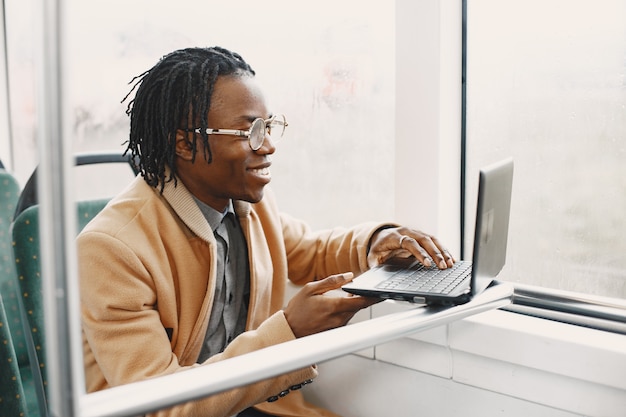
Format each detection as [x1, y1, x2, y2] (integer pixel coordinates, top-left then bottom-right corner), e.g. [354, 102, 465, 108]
[502, 280, 626, 335]
[79, 284, 513, 417]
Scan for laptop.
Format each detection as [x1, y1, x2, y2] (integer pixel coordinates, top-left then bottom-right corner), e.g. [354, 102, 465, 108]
[342, 158, 514, 305]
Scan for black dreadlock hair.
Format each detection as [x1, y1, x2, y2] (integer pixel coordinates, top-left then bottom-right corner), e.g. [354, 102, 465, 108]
[122, 46, 255, 191]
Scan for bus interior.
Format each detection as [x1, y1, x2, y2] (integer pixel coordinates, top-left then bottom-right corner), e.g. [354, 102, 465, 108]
[0, 1, 625, 416]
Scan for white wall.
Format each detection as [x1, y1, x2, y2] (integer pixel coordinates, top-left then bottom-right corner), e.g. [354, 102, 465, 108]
[394, 0, 461, 254]
[304, 306, 626, 417]
[309, 356, 580, 417]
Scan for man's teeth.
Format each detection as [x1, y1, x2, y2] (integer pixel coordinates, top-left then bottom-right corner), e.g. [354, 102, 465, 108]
[251, 167, 270, 175]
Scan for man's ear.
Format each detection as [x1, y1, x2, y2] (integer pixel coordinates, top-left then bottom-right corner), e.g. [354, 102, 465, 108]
[174, 130, 194, 161]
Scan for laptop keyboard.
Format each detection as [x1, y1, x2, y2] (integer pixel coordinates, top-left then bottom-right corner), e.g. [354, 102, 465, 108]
[375, 261, 472, 294]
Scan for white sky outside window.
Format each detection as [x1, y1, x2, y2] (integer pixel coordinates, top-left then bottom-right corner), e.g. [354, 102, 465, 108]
[64, 0, 395, 230]
[5, 0, 395, 230]
[466, 0, 626, 299]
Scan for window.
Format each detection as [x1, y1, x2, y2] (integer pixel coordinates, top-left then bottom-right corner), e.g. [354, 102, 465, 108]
[465, 0, 626, 299]
[4, 0, 395, 229]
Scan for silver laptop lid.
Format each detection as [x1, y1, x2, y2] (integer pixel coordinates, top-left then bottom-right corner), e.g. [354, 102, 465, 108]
[471, 157, 514, 296]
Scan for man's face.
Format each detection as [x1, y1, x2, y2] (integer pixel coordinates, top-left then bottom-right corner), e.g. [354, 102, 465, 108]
[174, 75, 275, 211]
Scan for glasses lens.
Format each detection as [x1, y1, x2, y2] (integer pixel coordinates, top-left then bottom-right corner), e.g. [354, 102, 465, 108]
[268, 114, 286, 142]
[249, 118, 266, 150]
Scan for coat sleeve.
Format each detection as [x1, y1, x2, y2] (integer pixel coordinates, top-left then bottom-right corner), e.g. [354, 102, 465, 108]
[279, 211, 396, 285]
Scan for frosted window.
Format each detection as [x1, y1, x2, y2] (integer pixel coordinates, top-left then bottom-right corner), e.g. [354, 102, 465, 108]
[466, 0, 626, 298]
[4, 0, 394, 229]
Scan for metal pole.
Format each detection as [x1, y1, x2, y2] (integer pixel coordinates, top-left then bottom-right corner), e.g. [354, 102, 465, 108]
[36, 0, 81, 415]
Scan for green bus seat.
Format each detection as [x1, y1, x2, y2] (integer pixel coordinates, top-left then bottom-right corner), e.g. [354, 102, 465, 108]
[0, 294, 31, 417]
[11, 198, 110, 415]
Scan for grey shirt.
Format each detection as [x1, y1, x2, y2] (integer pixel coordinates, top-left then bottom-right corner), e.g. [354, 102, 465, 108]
[194, 199, 250, 362]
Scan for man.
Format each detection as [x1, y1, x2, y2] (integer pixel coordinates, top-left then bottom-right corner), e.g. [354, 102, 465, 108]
[77, 46, 454, 417]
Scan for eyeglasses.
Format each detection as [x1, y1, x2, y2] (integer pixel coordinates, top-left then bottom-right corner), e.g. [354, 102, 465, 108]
[186, 114, 288, 151]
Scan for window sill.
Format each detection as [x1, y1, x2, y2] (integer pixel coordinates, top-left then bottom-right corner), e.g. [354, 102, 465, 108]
[368, 301, 626, 416]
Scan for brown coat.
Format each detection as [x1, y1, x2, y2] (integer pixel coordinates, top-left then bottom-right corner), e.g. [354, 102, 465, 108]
[78, 175, 386, 417]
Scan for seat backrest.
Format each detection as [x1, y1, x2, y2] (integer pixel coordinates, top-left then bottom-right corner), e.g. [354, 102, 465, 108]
[1, 169, 44, 417]
[0, 294, 29, 417]
[11, 198, 110, 401]
[0, 169, 29, 365]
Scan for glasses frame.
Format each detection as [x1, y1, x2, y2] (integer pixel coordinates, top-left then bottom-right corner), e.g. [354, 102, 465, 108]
[185, 114, 287, 151]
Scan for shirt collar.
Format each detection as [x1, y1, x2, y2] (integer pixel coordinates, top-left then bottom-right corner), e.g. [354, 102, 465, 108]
[192, 197, 235, 232]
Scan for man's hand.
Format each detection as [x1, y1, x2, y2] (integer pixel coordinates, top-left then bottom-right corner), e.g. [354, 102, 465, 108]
[367, 226, 455, 269]
[283, 273, 381, 338]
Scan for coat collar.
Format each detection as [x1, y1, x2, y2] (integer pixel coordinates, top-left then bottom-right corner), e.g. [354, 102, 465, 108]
[160, 173, 252, 242]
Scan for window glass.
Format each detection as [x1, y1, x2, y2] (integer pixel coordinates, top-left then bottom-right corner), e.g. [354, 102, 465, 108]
[466, 0, 626, 298]
[4, 0, 394, 229]
[4, 0, 37, 182]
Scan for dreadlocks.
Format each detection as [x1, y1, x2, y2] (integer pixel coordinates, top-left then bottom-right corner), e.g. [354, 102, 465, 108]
[122, 47, 255, 191]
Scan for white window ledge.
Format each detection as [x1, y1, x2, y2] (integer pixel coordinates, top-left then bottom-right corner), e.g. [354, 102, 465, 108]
[366, 301, 626, 417]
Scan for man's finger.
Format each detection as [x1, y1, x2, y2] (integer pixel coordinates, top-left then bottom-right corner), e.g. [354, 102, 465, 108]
[307, 272, 354, 294]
